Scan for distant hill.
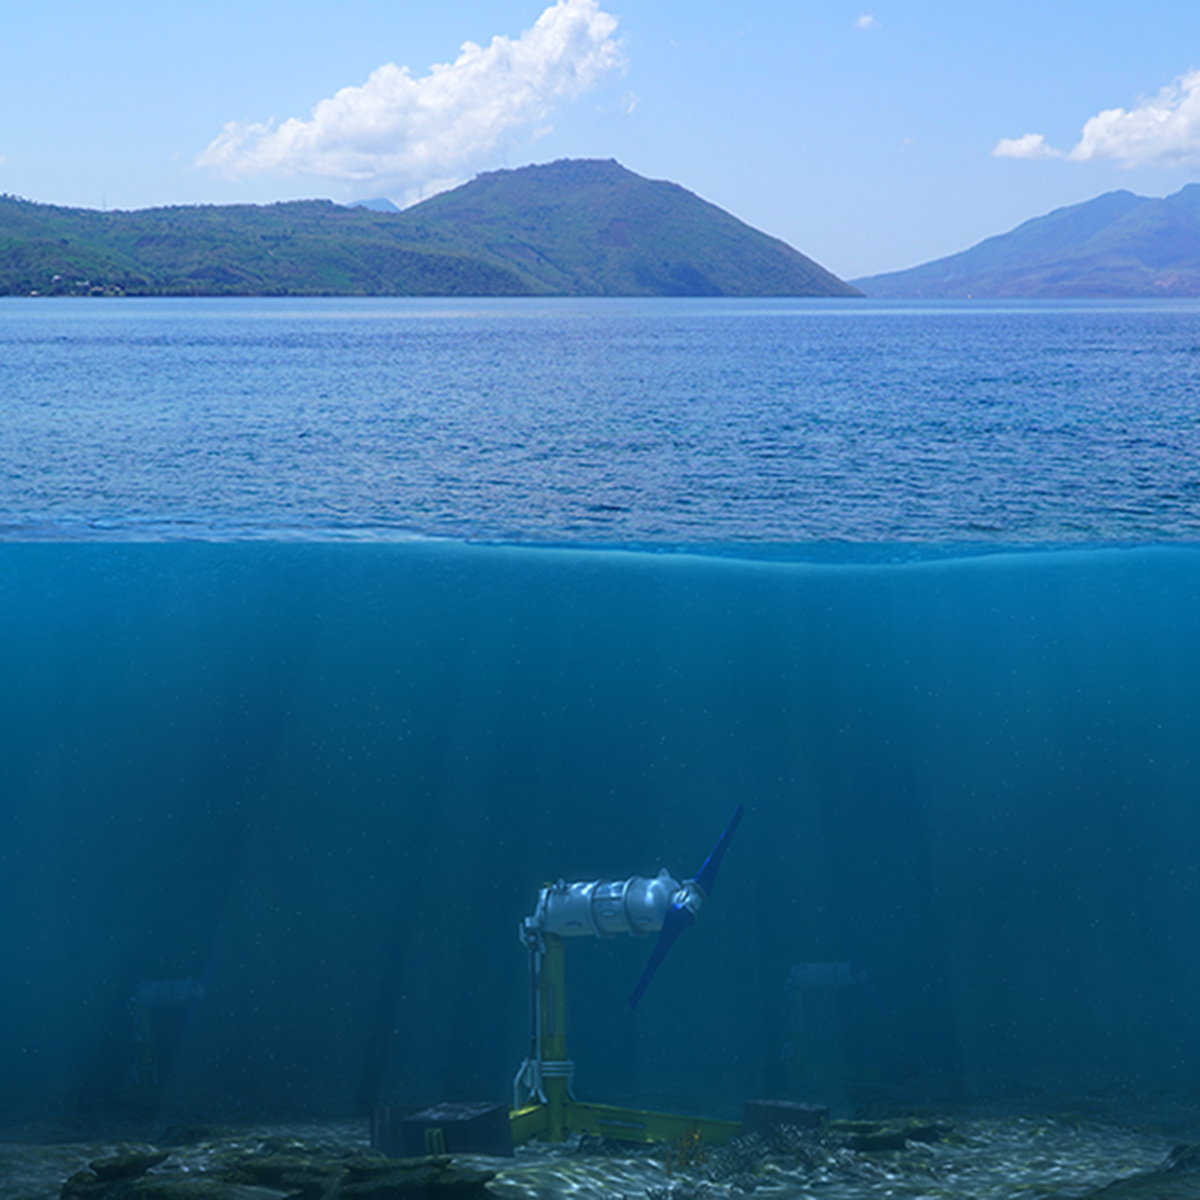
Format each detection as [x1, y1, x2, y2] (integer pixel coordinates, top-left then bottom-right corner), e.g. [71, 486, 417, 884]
[0, 160, 857, 298]
[349, 197, 401, 213]
[855, 184, 1200, 298]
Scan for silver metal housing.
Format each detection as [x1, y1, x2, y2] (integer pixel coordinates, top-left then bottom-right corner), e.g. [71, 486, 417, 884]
[532, 869, 681, 938]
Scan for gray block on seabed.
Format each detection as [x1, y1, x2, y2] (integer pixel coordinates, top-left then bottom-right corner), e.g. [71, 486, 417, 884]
[397, 1102, 514, 1158]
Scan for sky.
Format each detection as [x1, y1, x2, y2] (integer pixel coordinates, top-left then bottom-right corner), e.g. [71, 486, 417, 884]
[4, 0, 1200, 279]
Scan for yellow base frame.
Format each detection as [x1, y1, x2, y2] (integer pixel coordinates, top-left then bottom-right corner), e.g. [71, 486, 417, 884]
[514, 932, 741, 1148]
[510, 1100, 742, 1147]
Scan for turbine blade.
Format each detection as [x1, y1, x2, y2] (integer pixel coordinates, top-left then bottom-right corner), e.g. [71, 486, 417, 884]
[629, 903, 695, 1008]
[692, 804, 744, 897]
[628, 805, 744, 1008]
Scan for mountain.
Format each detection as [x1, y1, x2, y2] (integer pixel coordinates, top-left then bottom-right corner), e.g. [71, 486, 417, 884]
[380, 159, 856, 297]
[855, 184, 1200, 298]
[0, 160, 857, 298]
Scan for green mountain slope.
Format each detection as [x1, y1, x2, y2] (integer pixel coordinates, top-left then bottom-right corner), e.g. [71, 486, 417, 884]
[386, 158, 857, 296]
[0, 160, 856, 298]
[854, 185, 1200, 298]
[0, 198, 534, 297]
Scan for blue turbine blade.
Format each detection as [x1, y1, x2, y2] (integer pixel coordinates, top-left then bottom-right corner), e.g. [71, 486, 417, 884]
[628, 805, 744, 1008]
[629, 903, 694, 1009]
[692, 804, 744, 898]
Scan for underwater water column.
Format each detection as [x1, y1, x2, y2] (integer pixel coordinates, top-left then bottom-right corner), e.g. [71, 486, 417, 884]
[1, 542, 1199, 1119]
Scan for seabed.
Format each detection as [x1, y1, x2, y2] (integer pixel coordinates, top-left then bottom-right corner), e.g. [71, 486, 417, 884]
[4, 1109, 1200, 1200]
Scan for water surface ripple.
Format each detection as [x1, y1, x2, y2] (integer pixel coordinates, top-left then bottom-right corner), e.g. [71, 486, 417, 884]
[3, 297, 1199, 542]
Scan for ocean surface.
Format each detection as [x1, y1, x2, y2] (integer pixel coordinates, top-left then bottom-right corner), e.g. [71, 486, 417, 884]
[3, 296, 1200, 544]
[3, 298, 1200, 1154]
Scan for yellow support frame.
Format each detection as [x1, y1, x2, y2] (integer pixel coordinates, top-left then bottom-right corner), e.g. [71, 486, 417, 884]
[512, 932, 743, 1148]
[540, 933, 570, 1141]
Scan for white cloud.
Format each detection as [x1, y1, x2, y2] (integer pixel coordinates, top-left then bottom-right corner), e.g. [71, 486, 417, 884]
[992, 132, 1062, 160]
[197, 0, 623, 203]
[994, 69, 1200, 169]
[1068, 69, 1200, 167]
[855, 15, 878, 29]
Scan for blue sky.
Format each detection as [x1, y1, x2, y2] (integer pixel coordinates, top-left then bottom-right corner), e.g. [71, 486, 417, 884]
[4, 0, 1200, 278]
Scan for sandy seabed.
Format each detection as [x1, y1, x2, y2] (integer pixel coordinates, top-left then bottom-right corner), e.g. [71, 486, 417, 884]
[2, 1112, 1198, 1200]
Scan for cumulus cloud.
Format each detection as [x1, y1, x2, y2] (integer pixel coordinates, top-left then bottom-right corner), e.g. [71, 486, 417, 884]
[994, 69, 1200, 168]
[992, 132, 1062, 160]
[197, 0, 623, 202]
[855, 15, 878, 29]
[1069, 69, 1200, 166]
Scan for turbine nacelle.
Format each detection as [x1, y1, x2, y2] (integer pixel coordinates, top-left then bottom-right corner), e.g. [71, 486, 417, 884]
[519, 805, 743, 1008]
[523, 870, 685, 942]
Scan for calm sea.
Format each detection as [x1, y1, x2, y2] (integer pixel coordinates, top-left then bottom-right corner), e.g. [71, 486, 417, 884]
[3, 295, 1200, 545]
